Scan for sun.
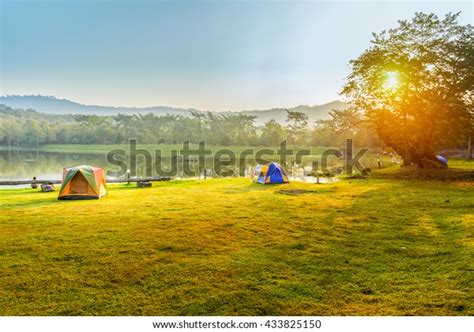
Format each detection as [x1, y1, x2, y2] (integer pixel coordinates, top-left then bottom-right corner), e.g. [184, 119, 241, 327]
[384, 71, 400, 90]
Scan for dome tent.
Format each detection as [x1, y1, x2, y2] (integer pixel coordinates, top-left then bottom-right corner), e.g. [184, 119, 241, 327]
[436, 155, 448, 166]
[58, 165, 107, 200]
[254, 162, 289, 184]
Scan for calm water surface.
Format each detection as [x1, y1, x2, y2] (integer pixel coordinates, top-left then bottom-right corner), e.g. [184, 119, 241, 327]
[0, 149, 339, 188]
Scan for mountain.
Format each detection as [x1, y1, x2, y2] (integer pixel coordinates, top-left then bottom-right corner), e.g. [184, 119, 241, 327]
[241, 101, 347, 125]
[0, 95, 196, 117]
[0, 95, 347, 125]
[0, 104, 74, 122]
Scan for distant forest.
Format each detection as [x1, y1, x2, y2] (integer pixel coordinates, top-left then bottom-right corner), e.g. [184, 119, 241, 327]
[0, 104, 381, 148]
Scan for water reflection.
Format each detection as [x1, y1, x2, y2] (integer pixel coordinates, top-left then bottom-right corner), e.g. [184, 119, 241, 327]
[0, 150, 252, 181]
[0, 150, 109, 181]
[0, 149, 344, 184]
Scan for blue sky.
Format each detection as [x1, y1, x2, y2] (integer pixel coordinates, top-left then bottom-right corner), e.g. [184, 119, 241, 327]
[0, 0, 472, 111]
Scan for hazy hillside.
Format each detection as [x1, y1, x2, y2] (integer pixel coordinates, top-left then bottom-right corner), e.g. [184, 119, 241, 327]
[0, 95, 196, 117]
[241, 101, 347, 125]
[0, 104, 74, 122]
[0, 95, 347, 125]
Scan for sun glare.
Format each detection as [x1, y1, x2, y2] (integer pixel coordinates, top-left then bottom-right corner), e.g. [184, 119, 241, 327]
[384, 71, 400, 90]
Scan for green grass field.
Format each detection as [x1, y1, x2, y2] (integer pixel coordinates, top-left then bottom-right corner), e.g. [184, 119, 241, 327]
[0, 165, 473, 315]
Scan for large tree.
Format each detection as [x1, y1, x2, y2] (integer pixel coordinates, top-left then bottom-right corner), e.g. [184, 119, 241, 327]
[313, 109, 381, 148]
[260, 119, 286, 146]
[341, 12, 473, 167]
[286, 110, 309, 145]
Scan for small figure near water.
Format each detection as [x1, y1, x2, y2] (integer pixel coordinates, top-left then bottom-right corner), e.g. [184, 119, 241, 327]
[31, 176, 38, 189]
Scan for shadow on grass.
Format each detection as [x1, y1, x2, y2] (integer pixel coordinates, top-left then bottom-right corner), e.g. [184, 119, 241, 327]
[372, 166, 474, 182]
[317, 180, 473, 314]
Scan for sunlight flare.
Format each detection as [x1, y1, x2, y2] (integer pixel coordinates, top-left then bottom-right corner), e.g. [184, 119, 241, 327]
[384, 71, 400, 90]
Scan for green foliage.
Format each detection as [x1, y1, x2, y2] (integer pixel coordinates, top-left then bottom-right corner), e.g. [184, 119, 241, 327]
[312, 109, 381, 147]
[0, 104, 383, 148]
[0, 104, 261, 147]
[286, 110, 309, 145]
[341, 12, 474, 166]
[260, 120, 286, 146]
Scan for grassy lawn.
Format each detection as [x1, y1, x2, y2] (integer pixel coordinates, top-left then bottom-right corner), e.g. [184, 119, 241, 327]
[0, 169, 473, 315]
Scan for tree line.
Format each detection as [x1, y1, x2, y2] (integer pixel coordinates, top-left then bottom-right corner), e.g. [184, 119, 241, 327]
[0, 104, 381, 148]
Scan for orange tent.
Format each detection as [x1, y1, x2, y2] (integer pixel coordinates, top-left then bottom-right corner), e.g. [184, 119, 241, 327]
[58, 165, 107, 200]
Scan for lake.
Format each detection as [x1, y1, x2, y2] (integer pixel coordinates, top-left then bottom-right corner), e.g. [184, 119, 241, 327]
[0, 150, 110, 182]
[0, 149, 225, 181]
[0, 148, 346, 188]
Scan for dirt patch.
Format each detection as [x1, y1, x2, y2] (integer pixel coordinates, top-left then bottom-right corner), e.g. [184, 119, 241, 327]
[278, 189, 327, 196]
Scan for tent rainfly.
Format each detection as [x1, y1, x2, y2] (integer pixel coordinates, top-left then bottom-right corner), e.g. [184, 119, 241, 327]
[254, 162, 289, 184]
[58, 165, 107, 200]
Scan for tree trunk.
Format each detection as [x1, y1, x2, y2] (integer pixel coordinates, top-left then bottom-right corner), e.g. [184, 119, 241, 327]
[400, 145, 441, 168]
[468, 136, 472, 160]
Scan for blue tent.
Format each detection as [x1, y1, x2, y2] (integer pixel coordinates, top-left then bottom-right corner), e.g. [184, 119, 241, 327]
[436, 155, 448, 166]
[255, 162, 289, 184]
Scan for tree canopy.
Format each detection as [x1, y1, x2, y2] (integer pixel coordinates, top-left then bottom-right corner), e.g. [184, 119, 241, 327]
[341, 12, 473, 167]
[0, 104, 380, 148]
